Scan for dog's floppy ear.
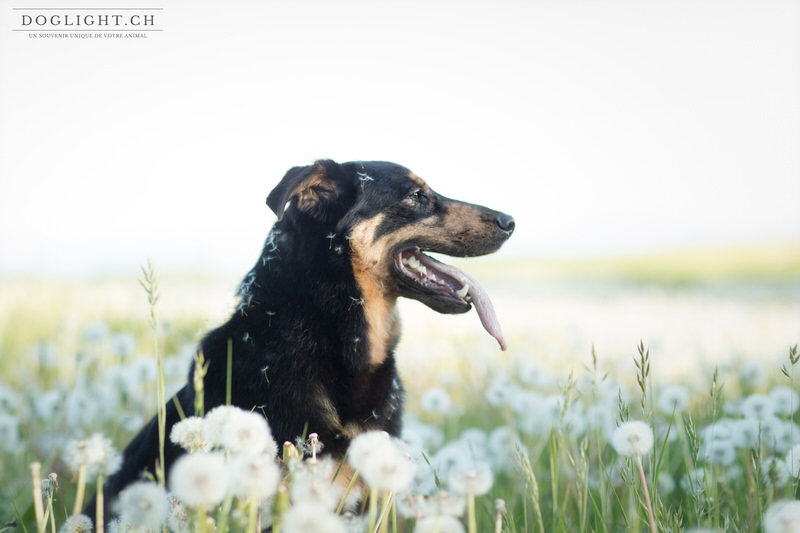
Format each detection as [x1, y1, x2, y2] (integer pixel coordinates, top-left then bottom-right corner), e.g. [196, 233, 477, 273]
[267, 159, 352, 221]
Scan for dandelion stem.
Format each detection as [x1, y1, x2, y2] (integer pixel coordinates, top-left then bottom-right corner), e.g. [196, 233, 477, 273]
[30, 463, 45, 533]
[247, 494, 259, 533]
[494, 499, 506, 533]
[373, 491, 393, 533]
[46, 496, 55, 533]
[635, 454, 657, 533]
[96, 473, 104, 533]
[467, 492, 477, 533]
[336, 470, 360, 514]
[72, 463, 86, 517]
[367, 488, 379, 533]
[196, 506, 208, 533]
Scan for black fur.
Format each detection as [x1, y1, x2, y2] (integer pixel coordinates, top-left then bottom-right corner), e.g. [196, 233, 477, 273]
[90, 159, 513, 513]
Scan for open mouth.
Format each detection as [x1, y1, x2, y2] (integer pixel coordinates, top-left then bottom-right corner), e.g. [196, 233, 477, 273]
[395, 248, 507, 351]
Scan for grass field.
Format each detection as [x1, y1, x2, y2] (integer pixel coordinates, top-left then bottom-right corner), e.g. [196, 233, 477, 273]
[1, 244, 799, 532]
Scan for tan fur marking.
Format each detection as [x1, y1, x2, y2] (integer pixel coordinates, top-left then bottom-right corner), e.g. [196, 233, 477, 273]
[330, 457, 366, 499]
[408, 172, 428, 189]
[348, 214, 401, 367]
[290, 165, 337, 214]
[341, 422, 363, 440]
[314, 387, 343, 434]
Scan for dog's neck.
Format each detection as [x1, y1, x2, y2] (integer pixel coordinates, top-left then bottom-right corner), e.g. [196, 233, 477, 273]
[238, 221, 400, 372]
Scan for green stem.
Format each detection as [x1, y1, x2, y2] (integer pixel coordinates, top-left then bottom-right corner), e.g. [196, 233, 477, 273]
[96, 474, 105, 533]
[467, 493, 477, 533]
[72, 464, 86, 517]
[635, 455, 657, 533]
[367, 488, 378, 533]
[30, 463, 45, 533]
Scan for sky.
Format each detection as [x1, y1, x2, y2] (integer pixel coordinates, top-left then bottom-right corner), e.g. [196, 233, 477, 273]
[1, 0, 798, 277]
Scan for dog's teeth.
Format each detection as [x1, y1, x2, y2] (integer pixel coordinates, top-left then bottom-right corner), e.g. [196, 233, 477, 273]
[408, 256, 420, 269]
[456, 284, 470, 299]
[402, 257, 410, 265]
[419, 266, 427, 277]
[429, 273, 437, 282]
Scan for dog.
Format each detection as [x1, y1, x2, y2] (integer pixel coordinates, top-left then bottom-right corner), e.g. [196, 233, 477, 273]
[94, 159, 514, 510]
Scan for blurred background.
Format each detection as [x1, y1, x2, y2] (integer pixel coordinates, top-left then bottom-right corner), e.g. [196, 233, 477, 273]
[0, 0, 798, 380]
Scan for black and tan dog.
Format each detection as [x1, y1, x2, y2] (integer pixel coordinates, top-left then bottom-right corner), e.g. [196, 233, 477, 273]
[96, 159, 514, 507]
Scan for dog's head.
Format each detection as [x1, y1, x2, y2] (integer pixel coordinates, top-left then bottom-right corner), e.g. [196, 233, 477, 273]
[267, 159, 515, 349]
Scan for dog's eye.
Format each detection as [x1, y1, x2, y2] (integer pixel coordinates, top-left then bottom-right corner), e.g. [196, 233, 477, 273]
[408, 189, 427, 202]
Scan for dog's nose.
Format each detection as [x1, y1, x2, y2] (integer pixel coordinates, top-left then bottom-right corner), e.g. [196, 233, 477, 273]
[494, 213, 515, 235]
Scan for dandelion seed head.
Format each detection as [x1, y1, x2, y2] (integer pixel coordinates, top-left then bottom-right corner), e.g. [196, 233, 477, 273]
[401, 491, 466, 519]
[701, 439, 737, 466]
[611, 420, 654, 457]
[217, 408, 277, 456]
[401, 417, 444, 452]
[769, 385, 800, 416]
[731, 418, 761, 449]
[488, 426, 524, 473]
[63, 433, 122, 478]
[413, 515, 466, 533]
[166, 494, 190, 533]
[168, 452, 229, 508]
[58, 514, 93, 533]
[110, 332, 137, 359]
[229, 454, 281, 500]
[201, 405, 240, 446]
[484, 375, 515, 406]
[739, 361, 768, 387]
[681, 467, 708, 496]
[348, 431, 415, 492]
[0, 413, 22, 453]
[516, 359, 551, 387]
[458, 428, 488, 454]
[281, 503, 347, 533]
[447, 460, 494, 496]
[741, 393, 776, 421]
[785, 444, 800, 478]
[700, 418, 734, 442]
[656, 384, 691, 414]
[657, 472, 675, 494]
[420, 387, 451, 415]
[169, 417, 210, 453]
[114, 481, 169, 529]
[761, 457, 791, 488]
[82, 321, 110, 343]
[763, 499, 800, 533]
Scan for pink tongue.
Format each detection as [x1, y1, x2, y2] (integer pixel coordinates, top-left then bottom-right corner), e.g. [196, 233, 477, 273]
[432, 260, 508, 351]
